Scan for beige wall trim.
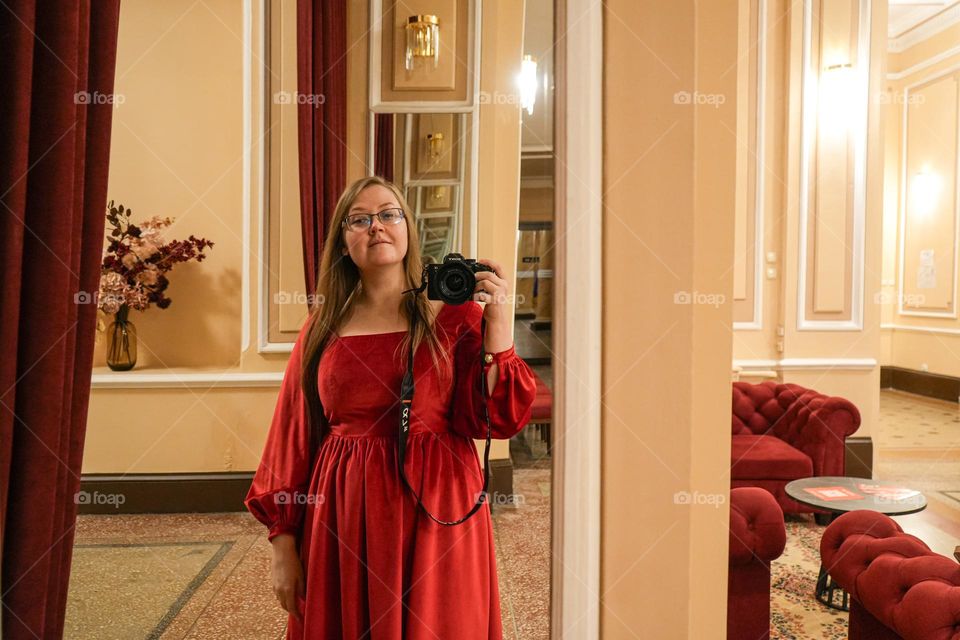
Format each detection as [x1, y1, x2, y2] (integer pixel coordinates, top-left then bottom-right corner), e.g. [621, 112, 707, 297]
[367, 0, 481, 112]
[796, 0, 872, 331]
[552, 0, 601, 637]
[734, 0, 767, 331]
[242, 0, 255, 353]
[91, 371, 284, 390]
[887, 44, 960, 81]
[897, 65, 960, 319]
[881, 322, 960, 336]
[888, 3, 960, 54]
[522, 144, 554, 154]
[255, 1, 293, 354]
[734, 357, 877, 371]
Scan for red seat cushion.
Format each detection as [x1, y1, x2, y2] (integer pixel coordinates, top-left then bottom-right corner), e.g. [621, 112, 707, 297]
[529, 371, 552, 421]
[730, 434, 812, 480]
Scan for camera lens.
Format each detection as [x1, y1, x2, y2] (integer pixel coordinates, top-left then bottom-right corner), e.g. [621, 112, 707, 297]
[438, 264, 474, 304]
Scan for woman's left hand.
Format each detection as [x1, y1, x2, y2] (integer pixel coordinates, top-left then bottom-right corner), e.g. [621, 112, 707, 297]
[474, 258, 513, 353]
[473, 259, 510, 310]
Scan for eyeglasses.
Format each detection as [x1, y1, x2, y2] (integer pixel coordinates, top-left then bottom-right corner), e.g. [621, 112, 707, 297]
[342, 208, 405, 231]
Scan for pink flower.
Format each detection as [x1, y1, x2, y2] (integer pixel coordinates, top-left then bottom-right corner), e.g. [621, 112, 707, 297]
[135, 265, 159, 286]
[131, 239, 159, 260]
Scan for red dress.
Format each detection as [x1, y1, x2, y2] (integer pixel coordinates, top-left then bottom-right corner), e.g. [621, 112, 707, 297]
[245, 301, 537, 639]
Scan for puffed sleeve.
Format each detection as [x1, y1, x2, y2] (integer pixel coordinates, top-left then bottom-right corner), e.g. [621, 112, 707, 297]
[449, 302, 537, 440]
[244, 317, 315, 541]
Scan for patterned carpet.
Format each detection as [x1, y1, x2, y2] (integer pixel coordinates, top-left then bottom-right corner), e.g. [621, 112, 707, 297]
[770, 517, 848, 640]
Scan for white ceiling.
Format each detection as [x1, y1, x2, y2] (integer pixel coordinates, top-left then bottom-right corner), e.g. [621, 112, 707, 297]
[888, 0, 957, 39]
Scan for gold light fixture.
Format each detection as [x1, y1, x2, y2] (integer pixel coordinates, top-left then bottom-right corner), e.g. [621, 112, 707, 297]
[426, 132, 444, 159]
[405, 15, 440, 71]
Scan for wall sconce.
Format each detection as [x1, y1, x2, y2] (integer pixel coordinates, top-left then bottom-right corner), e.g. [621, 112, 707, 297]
[519, 54, 538, 116]
[405, 15, 440, 71]
[426, 132, 444, 159]
[818, 62, 856, 137]
[910, 169, 941, 218]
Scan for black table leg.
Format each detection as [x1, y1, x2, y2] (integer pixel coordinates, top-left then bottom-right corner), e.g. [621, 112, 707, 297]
[815, 562, 850, 611]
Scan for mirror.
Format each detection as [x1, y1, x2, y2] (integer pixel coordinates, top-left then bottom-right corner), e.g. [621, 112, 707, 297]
[371, 111, 474, 263]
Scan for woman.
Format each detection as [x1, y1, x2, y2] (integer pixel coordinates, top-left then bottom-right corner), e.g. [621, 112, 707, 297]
[245, 175, 537, 639]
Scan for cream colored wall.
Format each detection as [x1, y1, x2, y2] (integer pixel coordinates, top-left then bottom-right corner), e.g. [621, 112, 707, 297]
[603, 0, 735, 635]
[85, 0, 526, 474]
[882, 16, 960, 381]
[95, 0, 244, 371]
[733, 0, 789, 365]
[732, 0, 886, 441]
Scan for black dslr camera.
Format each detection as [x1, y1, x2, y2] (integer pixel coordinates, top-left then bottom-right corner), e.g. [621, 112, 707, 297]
[419, 253, 495, 305]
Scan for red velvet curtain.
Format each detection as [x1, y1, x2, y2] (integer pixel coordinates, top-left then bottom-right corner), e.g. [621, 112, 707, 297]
[0, 1, 121, 637]
[374, 113, 394, 183]
[297, 0, 347, 301]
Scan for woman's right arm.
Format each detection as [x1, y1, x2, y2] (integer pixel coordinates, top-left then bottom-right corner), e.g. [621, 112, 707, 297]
[244, 318, 316, 620]
[271, 533, 305, 622]
[244, 317, 316, 540]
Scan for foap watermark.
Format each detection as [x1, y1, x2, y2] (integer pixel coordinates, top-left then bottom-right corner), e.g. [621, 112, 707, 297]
[673, 91, 726, 108]
[483, 292, 526, 306]
[476, 490, 526, 507]
[478, 90, 523, 106]
[74, 91, 125, 108]
[873, 291, 926, 307]
[876, 92, 925, 106]
[74, 290, 100, 305]
[273, 91, 326, 107]
[274, 490, 325, 506]
[673, 490, 725, 508]
[274, 291, 325, 307]
[75, 490, 126, 509]
[673, 290, 726, 308]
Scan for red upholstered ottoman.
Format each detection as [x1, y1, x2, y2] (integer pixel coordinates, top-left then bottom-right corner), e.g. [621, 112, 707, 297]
[821, 510, 960, 640]
[728, 487, 786, 640]
[528, 370, 552, 452]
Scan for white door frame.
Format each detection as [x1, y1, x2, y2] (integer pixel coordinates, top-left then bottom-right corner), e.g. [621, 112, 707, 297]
[551, 0, 602, 637]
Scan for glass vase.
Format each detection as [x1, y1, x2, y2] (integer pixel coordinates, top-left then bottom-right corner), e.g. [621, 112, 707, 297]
[106, 304, 137, 371]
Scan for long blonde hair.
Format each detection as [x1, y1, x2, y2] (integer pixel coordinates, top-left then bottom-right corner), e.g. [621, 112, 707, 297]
[299, 176, 451, 454]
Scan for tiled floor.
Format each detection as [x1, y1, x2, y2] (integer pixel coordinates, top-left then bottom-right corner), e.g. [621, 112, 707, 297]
[66, 381, 554, 639]
[74, 386, 960, 638]
[875, 390, 960, 559]
[66, 444, 552, 639]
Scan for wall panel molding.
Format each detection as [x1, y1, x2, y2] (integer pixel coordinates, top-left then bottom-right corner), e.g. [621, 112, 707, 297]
[796, 0, 872, 331]
[897, 66, 960, 319]
[734, 0, 767, 331]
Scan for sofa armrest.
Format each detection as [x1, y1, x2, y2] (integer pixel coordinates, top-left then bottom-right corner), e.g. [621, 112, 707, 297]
[729, 487, 786, 566]
[821, 511, 960, 640]
[775, 393, 861, 476]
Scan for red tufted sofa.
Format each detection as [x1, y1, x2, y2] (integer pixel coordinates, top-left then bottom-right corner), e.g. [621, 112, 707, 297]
[731, 381, 861, 515]
[728, 487, 786, 640]
[821, 510, 960, 640]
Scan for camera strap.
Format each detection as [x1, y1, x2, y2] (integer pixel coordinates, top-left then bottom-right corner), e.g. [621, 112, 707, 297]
[397, 310, 492, 526]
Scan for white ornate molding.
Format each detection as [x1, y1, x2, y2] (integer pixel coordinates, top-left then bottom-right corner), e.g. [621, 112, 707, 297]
[91, 371, 284, 389]
[734, 357, 878, 371]
[888, 2, 960, 53]
[734, 0, 767, 331]
[796, 0, 872, 331]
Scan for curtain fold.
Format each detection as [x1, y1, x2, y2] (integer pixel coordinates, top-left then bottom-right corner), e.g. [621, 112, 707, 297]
[297, 0, 347, 302]
[0, 1, 121, 638]
[374, 113, 394, 183]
